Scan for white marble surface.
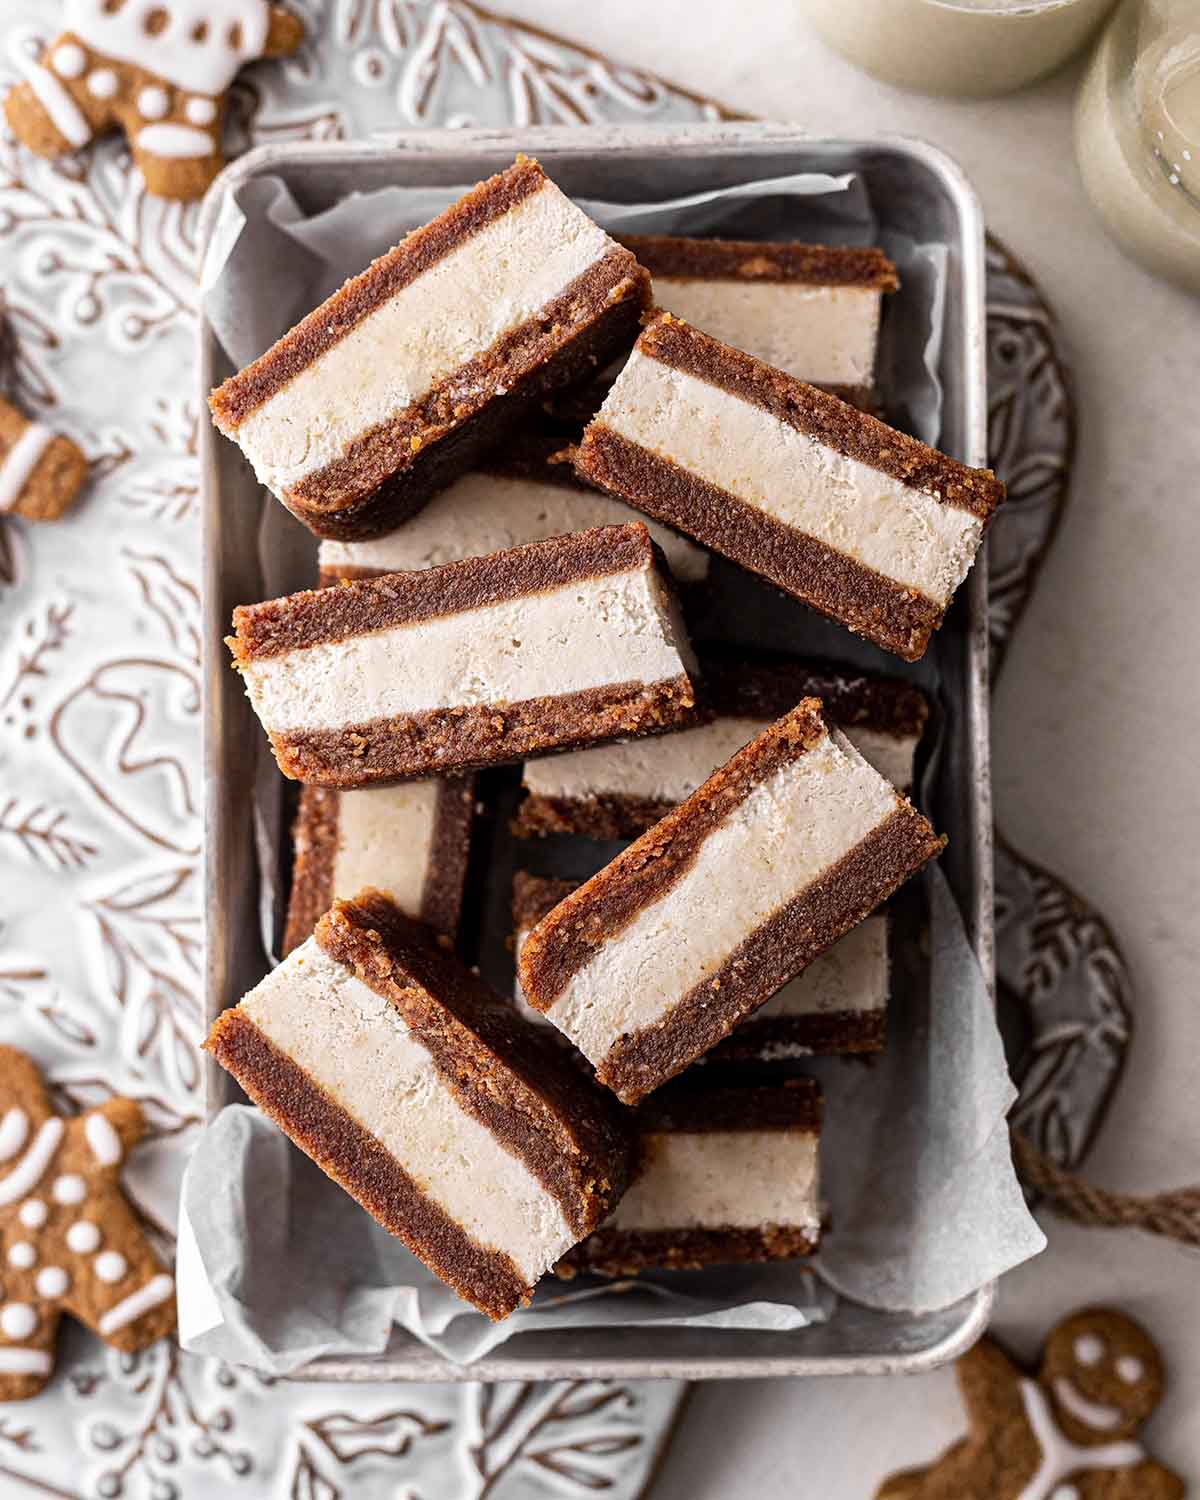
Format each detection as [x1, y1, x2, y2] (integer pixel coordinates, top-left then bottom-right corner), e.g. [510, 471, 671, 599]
[499, 1, 1200, 1491]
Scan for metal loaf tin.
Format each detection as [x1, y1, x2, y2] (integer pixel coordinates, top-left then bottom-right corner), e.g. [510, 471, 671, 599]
[198, 124, 995, 1382]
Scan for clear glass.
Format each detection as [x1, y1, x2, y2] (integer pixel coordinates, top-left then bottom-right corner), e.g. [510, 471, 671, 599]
[1076, 0, 1200, 293]
[798, 0, 1120, 96]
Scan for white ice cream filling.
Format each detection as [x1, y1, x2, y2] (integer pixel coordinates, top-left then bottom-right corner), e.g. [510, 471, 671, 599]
[606, 1130, 820, 1234]
[653, 278, 882, 388]
[596, 350, 983, 605]
[231, 182, 616, 497]
[516, 913, 886, 1035]
[240, 940, 573, 1282]
[330, 783, 440, 914]
[544, 728, 898, 1066]
[319, 470, 710, 584]
[242, 563, 694, 735]
[523, 715, 917, 805]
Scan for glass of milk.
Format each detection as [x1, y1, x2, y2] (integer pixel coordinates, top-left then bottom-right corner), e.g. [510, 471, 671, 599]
[799, 0, 1120, 95]
[1076, 0, 1200, 293]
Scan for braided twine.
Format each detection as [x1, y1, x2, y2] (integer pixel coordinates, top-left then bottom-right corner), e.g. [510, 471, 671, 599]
[1011, 1127, 1200, 1248]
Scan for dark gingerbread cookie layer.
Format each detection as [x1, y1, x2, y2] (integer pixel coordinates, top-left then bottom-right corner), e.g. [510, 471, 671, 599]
[282, 777, 476, 955]
[621, 234, 899, 290]
[512, 872, 579, 936]
[577, 423, 946, 661]
[707, 1006, 887, 1062]
[316, 892, 633, 1239]
[637, 1077, 821, 1134]
[556, 1222, 821, 1278]
[206, 1009, 530, 1320]
[701, 652, 929, 739]
[268, 675, 697, 787]
[231, 522, 665, 660]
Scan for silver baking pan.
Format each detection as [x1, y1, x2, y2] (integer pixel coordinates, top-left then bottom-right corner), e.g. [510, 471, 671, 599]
[198, 123, 994, 1381]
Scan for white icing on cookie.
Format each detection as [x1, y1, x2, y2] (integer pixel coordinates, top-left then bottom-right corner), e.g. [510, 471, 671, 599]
[0, 1303, 37, 1340]
[138, 84, 170, 120]
[98, 1273, 173, 1335]
[0, 1347, 52, 1375]
[185, 96, 217, 125]
[0, 424, 55, 514]
[1117, 1356, 1145, 1384]
[66, 1221, 101, 1254]
[0, 1120, 65, 1206]
[35, 1267, 69, 1299]
[94, 1251, 127, 1284]
[52, 42, 87, 79]
[64, 0, 271, 98]
[16, 58, 92, 149]
[135, 122, 217, 159]
[51, 1175, 86, 1206]
[1017, 1380, 1144, 1500]
[6, 1243, 36, 1271]
[0, 1110, 29, 1164]
[85, 1114, 123, 1167]
[87, 68, 119, 100]
[18, 1200, 47, 1231]
[1074, 1334, 1104, 1366]
[1052, 1377, 1122, 1432]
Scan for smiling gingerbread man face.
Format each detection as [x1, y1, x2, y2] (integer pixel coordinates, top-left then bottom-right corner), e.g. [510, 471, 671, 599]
[1040, 1308, 1164, 1446]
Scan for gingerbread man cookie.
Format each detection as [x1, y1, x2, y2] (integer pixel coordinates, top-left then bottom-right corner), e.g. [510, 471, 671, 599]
[4, 1, 304, 201]
[0, 1048, 176, 1400]
[877, 1308, 1184, 1500]
[0, 397, 89, 522]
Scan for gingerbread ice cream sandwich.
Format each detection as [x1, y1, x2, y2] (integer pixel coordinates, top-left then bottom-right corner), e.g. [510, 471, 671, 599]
[207, 892, 633, 1320]
[316, 428, 708, 589]
[512, 873, 890, 1060]
[575, 313, 1004, 661]
[282, 777, 476, 955]
[228, 522, 700, 787]
[210, 158, 651, 539]
[622, 235, 897, 408]
[515, 653, 928, 839]
[518, 698, 944, 1103]
[558, 1079, 823, 1277]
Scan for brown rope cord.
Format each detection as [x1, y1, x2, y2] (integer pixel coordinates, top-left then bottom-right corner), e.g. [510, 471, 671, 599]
[1011, 1127, 1200, 1248]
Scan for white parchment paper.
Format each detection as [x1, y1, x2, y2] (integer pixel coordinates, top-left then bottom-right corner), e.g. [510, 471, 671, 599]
[183, 166, 1043, 1370]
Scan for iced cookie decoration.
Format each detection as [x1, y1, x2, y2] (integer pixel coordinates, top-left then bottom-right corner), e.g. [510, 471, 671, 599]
[0, 397, 89, 522]
[3, 1, 304, 201]
[877, 1308, 1184, 1500]
[0, 1047, 176, 1400]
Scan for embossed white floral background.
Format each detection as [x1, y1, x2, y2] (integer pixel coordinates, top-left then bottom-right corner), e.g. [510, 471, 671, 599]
[0, 4, 710, 1494]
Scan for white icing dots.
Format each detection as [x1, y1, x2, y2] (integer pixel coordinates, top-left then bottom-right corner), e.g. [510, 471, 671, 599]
[138, 85, 170, 120]
[52, 1175, 87, 1206]
[6, 1243, 36, 1271]
[85, 1114, 123, 1168]
[0, 1303, 37, 1340]
[66, 1221, 101, 1254]
[135, 122, 216, 159]
[1051, 1488, 1080, 1500]
[0, 1109, 30, 1163]
[94, 1251, 128, 1284]
[1117, 1355, 1145, 1384]
[35, 1267, 68, 1299]
[185, 96, 217, 126]
[53, 43, 87, 80]
[87, 68, 119, 100]
[1074, 1334, 1105, 1366]
[18, 1200, 47, 1231]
